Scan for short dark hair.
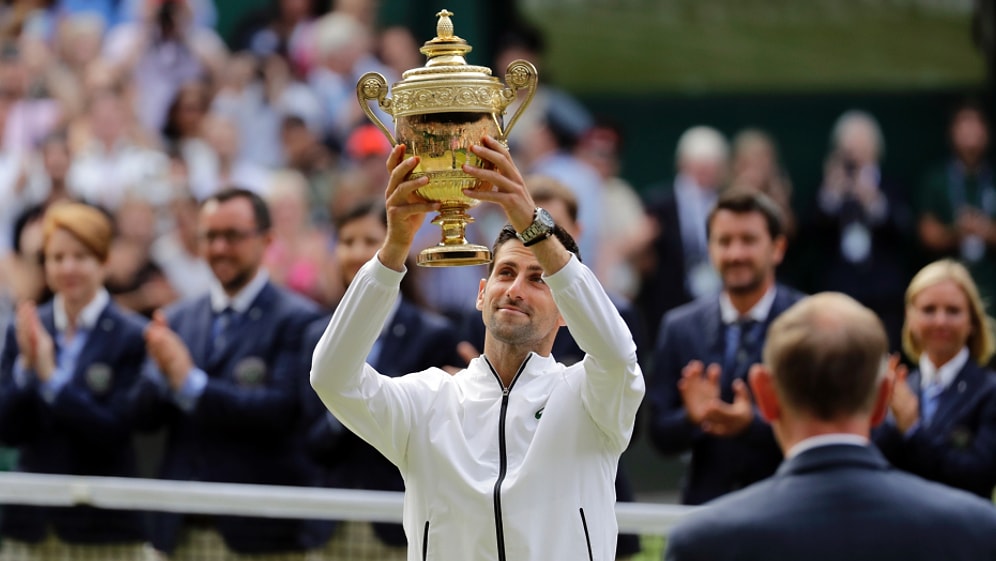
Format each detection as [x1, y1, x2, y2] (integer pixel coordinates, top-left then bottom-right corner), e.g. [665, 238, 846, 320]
[707, 188, 784, 241]
[764, 293, 887, 420]
[205, 188, 272, 231]
[333, 198, 386, 235]
[489, 223, 581, 273]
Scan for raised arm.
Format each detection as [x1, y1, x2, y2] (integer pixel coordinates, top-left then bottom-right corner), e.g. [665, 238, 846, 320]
[311, 145, 442, 467]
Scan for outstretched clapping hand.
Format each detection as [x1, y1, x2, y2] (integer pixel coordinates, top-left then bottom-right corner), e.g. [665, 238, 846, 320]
[679, 360, 755, 438]
[145, 310, 194, 391]
[15, 301, 55, 382]
[887, 354, 918, 433]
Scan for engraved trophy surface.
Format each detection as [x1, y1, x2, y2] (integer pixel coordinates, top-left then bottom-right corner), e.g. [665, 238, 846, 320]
[356, 9, 538, 266]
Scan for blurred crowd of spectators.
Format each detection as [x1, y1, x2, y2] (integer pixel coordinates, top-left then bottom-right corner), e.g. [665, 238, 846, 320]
[0, 0, 988, 352]
[0, 0, 994, 557]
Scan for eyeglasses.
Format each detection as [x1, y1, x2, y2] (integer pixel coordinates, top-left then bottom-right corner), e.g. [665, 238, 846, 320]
[197, 228, 263, 245]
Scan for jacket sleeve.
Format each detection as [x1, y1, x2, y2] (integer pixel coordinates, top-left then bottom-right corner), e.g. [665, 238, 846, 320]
[648, 314, 704, 455]
[310, 258, 422, 468]
[546, 256, 645, 454]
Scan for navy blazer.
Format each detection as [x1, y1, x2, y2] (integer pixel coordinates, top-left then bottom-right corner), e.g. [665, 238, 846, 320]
[648, 284, 805, 505]
[130, 282, 323, 554]
[873, 360, 996, 498]
[806, 176, 914, 350]
[665, 444, 996, 561]
[0, 300, 146, 544]
[305, 296, 462, 546]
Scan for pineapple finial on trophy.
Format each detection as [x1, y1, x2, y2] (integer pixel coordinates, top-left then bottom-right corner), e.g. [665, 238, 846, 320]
[355, 8, 539, 266]
[436, 9, 454, 39]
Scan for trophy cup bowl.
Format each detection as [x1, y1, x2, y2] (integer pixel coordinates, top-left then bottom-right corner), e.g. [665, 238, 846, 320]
[356, 9, 538, 266]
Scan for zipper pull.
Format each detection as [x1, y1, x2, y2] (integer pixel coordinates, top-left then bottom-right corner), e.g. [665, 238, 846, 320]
[503, 387, 510, 397]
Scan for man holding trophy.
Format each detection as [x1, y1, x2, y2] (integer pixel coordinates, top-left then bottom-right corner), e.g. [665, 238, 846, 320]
[312, 11, 643, 558]
[309, 134, 644, 559]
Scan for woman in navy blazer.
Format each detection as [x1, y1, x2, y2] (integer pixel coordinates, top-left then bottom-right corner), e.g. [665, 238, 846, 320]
[874, 258, 996, 499]
[0, 202, 147, 560]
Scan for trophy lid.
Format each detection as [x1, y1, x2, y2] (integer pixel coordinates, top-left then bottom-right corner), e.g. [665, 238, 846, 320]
[391, 9, 505, 116]
[414, 9, 479, 69]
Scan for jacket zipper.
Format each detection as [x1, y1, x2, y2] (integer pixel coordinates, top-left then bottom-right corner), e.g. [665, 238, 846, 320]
[580, 507, 594, 561]
[422, 520, 429, 561]
[485, 355, 530, 561]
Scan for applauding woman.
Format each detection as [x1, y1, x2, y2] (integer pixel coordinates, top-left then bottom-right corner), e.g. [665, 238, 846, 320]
[874, 259, 996, 499]
[0, 202, 148, 560]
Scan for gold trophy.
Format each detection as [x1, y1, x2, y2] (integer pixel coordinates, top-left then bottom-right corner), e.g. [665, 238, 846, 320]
[356, 9, 538, 266]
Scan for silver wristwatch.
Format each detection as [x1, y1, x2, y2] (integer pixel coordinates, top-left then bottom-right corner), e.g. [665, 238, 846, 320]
[517, 207, 556, 247]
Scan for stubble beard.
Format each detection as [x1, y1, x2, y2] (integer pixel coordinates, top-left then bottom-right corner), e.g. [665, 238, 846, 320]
[722, 264, 767, 296]
[486, 313, 540, 348]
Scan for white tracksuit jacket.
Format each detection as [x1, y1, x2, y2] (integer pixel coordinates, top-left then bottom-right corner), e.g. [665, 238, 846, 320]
[311, 255, 644, 561]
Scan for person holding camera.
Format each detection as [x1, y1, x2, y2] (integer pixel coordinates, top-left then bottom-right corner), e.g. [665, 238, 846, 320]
[806, 109, 913, 351]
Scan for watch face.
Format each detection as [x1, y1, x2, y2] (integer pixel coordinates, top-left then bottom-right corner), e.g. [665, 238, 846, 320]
[536, 208, 555, 228]
[518, 207, 556, 245]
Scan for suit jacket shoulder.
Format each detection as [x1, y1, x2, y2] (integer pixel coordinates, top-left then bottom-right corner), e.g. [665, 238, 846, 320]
[666, 444, 996, 561]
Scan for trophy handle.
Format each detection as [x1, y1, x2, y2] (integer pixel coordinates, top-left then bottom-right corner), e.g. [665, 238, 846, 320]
[356, 72, 397, 146]
[498, 59, 539, 142]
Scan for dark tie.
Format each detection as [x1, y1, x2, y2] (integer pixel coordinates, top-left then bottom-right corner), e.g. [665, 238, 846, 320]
[722, 319, 757, 400]
[210, 308, 236, 360]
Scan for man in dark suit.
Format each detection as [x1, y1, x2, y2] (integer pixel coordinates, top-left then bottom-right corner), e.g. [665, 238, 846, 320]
[133, 189, 323, 560]
[665, 292, 996, 561]
[649, 189, 805, 505]
[304, 199, 462, 559]
[637, 126, 729, 346]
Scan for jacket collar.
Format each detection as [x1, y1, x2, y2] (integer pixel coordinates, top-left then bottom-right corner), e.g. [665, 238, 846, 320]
[777, 443, 890, 477]
[208, 269, 269, 314]
[915, 359, 984, 431]
[719, 284, 777, 324]
[472, 352, 558, 391]
[53, 288, 110, 332]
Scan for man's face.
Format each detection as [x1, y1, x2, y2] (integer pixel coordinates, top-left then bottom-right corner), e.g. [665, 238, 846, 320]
[476, 240, 564, 347]
[951, 109, 989, 162]
[708, 209, 785, 296]
[198, 198, 270, 294]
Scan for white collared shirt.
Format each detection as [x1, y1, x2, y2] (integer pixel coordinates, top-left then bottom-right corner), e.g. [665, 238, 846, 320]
[719, 284, 777, 325]
[53, 289, 110, 333]
[919, 347, 970, 391]
[786, 433, 869, 459]
[208, 269, 269, 314]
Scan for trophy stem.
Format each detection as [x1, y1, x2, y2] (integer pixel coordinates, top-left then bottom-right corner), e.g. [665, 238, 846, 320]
[417, 205, 491, 267]
[436, 205, 472, 246]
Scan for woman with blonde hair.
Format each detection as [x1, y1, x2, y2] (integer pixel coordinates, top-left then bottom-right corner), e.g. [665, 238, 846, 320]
[0, 202, 148, 560]
[873, 258, 996, 498]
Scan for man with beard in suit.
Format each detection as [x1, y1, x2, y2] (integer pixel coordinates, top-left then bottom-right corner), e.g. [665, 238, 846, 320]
[649, 189, 805, 505]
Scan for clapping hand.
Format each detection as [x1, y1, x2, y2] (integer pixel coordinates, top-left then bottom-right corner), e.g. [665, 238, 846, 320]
[15, 301, 55, 382]
[679, 360, 755, 438]
[145, 310, 194, 391]
[887, 354, 918, 433]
